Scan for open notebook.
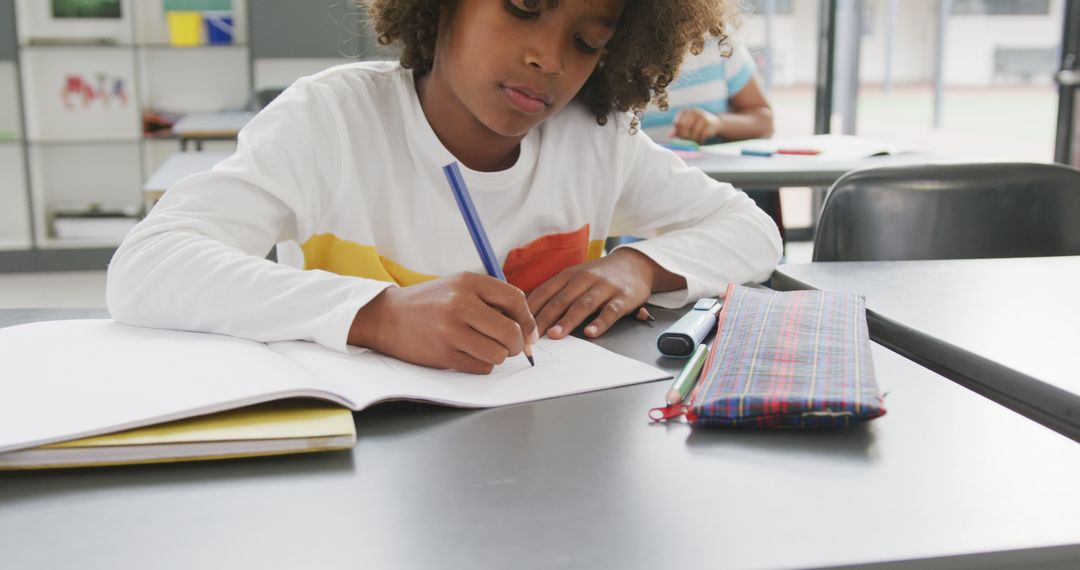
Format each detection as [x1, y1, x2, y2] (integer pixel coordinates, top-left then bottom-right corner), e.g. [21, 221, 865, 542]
[0, 400, 356, 470]
[0, 320, 669, 468]
[703, 134, 901, 161]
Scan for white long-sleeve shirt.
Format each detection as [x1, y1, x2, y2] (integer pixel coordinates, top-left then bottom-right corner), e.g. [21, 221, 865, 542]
[107, 61, 781, 353]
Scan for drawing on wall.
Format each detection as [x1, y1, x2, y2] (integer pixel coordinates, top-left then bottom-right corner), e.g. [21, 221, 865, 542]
[20, 48, 140, 140]
[50, 0, 122, 19]
[61, 74, 129, 109]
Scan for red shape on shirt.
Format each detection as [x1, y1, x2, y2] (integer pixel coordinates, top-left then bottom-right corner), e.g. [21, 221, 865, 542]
[503, 224, 590, 293]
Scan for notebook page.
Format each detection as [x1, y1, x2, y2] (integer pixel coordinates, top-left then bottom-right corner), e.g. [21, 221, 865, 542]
[267, 335, 671, 409]
[0, 320, 344, 454]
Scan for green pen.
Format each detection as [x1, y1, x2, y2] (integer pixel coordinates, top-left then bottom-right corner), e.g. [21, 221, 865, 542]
[665, 343, 710, 405]
[668, 138, 700, 150]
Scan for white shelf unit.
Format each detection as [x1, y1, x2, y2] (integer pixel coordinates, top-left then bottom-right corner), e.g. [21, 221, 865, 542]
[0, 50, 31, 251]
[0, 61, 20, 141]
[27, 140, 143, 249]
[2, 0, 389, 264]
[15, 0, 135, 46]
[19, 46, 142, 143]
[0, 141, 32, 251]
[137, 45, 251, 114]
[10, 0, 250, 251]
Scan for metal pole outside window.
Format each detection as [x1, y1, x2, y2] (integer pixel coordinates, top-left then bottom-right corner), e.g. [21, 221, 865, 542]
[815, 0, 838, 134]
[1054, 0, 1080, 165]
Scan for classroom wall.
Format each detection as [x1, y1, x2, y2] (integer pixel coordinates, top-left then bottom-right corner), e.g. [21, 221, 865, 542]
[253, 58, 351, 90]
[0, 63, 18, 138]
[0, 0, 17, 138]
[250, 0, 362, 59]
[0, 0, 31, 250]
[0, 0, 15, 61]
[249, 0, 397, 89]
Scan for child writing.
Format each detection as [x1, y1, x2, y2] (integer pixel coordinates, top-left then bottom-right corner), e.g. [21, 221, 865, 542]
[641, 41, 774, 144]
[638, 38, 782, 241]
[106, 0, 782, 375]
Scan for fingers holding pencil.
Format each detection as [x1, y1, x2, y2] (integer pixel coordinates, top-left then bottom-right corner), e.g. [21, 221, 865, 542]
[442, 162, 535, 367]
[472, 274, 539, 365]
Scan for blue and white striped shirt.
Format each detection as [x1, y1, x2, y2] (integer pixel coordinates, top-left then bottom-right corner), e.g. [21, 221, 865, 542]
[642, 42, 757, 143]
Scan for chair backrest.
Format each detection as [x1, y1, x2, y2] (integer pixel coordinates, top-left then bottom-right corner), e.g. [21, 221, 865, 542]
[252, 87, 285, 111]
[813, 162, 1080, 262]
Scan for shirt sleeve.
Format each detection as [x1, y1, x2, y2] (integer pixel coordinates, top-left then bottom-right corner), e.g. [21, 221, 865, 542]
[106, 77, 392, 353]
[608, 126, 782, 307]
[725, 43, 757, 96]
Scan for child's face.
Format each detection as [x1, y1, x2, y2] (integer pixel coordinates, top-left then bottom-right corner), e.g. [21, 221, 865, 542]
[434, 0, 622, 137]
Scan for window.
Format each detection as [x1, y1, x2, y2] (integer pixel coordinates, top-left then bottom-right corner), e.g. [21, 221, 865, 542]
[740, 0, 795, 17]
[994, 47, 1058, 82]
[851, 0, 1063, 161]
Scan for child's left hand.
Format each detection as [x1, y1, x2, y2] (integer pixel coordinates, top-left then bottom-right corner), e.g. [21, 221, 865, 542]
[527, 248, 682, 340]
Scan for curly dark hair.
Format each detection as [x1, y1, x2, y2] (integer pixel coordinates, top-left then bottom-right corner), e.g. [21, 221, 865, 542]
[366, 0, 734, 129]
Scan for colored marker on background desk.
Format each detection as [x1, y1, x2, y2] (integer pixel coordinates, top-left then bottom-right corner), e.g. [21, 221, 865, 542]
[741, 147, 823, 157]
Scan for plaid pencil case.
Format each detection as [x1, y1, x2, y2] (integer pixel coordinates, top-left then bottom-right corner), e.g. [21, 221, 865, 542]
[652, 284, 886, 428]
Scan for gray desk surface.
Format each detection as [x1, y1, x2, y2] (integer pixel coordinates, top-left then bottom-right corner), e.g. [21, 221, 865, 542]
[172, 111, 255, 138]
[143, 151, 232, 193]
[773, 257, 1080, 443]
[2, 308, 1080, 570]
[141, 142, 927, 194]
[685, 151, 936, 189]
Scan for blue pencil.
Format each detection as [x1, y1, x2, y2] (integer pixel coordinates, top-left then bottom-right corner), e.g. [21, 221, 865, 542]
[442, 162, 534, 366]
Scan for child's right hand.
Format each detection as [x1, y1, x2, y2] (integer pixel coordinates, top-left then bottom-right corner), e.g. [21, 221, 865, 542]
[347, 273, 538, 375]
[670, 108, 723, 143]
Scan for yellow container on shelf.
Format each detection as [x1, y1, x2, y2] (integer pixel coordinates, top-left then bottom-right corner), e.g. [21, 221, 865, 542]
[167, 11, 204, 47]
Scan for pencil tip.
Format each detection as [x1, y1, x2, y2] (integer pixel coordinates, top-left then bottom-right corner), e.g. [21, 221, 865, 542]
[527, 355, 535, 366]
[636, 307, 655, 321]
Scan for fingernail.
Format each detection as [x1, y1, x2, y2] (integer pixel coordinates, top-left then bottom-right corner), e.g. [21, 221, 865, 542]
[528, 328, 540, 344]
[585, 325, 598, 336]
[549, 325, 562, 337]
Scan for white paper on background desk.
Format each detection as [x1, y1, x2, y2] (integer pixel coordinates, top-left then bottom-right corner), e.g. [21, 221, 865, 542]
[0, 319, 670, 454]
[702, 134, 902, 161]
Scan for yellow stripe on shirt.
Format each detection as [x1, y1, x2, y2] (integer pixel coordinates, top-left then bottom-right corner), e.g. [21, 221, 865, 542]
[300, 234, 436, 287]
[302, 234, 606, 288]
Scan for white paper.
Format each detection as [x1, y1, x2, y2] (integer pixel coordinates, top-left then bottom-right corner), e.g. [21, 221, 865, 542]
[269, 335, 670, 410]
[0, 320, 670, 454]
[0, 320, 335, 453]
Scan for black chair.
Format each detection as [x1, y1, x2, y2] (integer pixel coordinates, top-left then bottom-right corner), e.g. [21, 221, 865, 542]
[251, 87, 285, 111]
[813, 162, 1080, 262]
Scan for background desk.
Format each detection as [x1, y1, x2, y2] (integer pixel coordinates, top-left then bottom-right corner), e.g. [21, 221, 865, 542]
[173, 111, 255, 151]
[773, 257, 1080, 442]
[3, 308, 1080, 569]
[143, 151, 232, 204]
[684, 151, 935, 241]
[684, 150, 936, 189]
